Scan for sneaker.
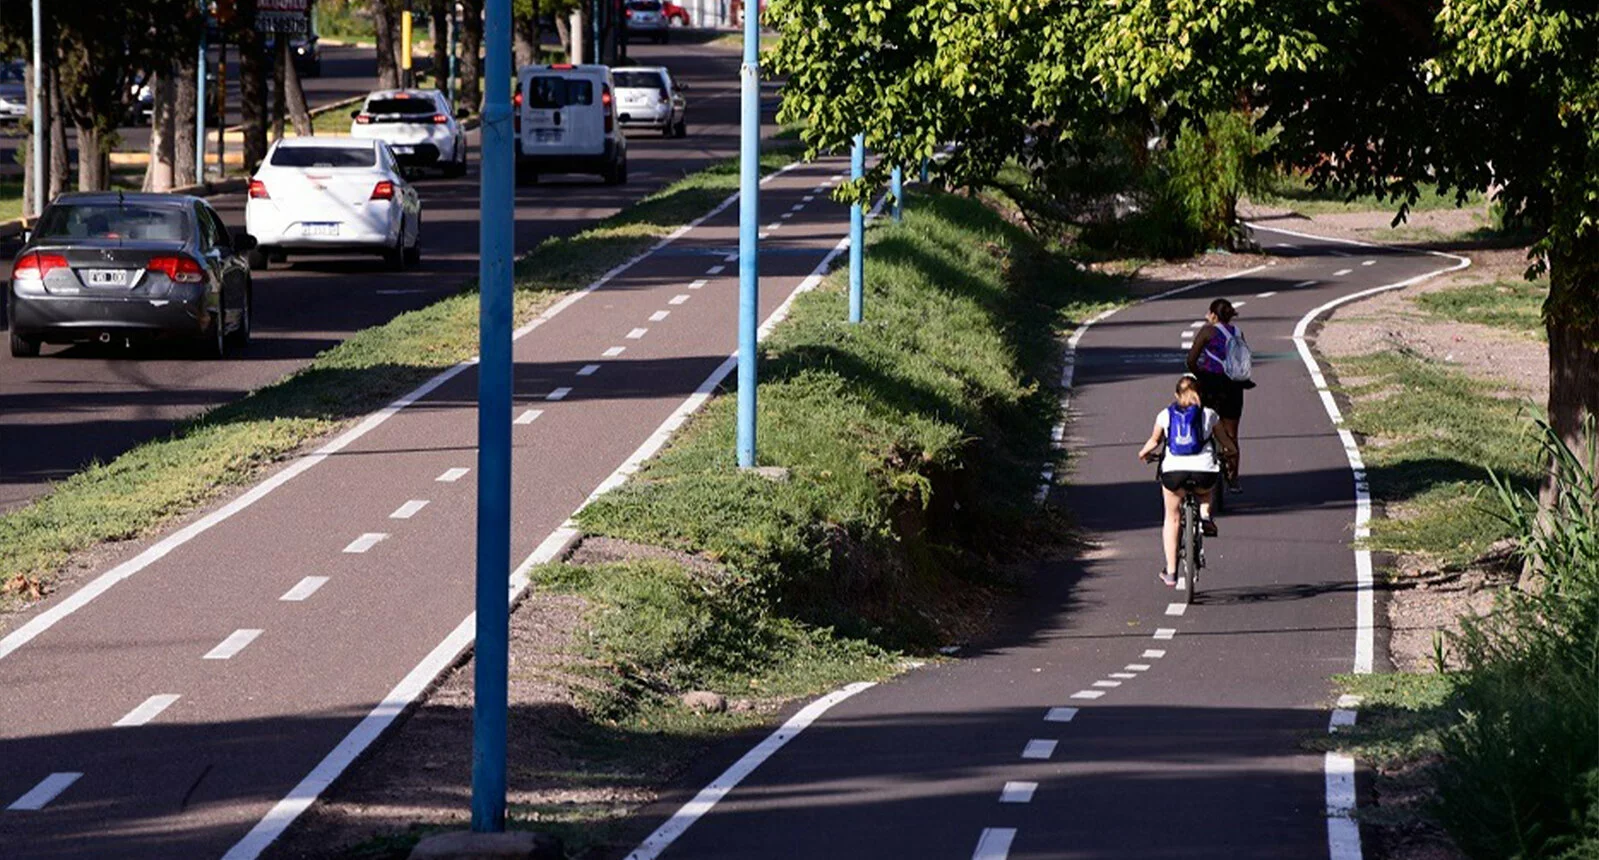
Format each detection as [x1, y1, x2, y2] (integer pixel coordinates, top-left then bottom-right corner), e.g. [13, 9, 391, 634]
[1201, 518, 1219, 537]
[1159, 569, 1177, 587]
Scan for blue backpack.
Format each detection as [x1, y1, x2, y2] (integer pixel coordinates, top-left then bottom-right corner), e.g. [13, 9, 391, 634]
[1166, 404, 1207, 456]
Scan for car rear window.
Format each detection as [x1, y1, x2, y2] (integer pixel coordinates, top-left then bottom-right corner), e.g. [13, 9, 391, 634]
[270, 146, 377, 168]
[614, 71, 665, 89]
[364, 97, 439, 117]
[34, 204, 190, 242]
[523, 76, 594, 109]
[627, 0, 662, 10]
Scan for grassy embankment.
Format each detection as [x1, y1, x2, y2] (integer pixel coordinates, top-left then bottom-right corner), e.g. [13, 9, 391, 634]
[0, 151, 801, 607]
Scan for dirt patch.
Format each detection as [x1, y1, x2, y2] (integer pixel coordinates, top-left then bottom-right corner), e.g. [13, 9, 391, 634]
[1096, 250, 1279, 299]
[1240, 200, 1493, 246]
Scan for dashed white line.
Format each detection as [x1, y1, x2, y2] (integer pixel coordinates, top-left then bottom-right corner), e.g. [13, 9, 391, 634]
[1153, 628, 1177, 640]
[1044, 707, 1078, 723]
[1070, 690, 1105, 700]
[204, 629, 263, 660]
[114, 694, 181, 727]
[1362, 260, 1376, 266]
[627, 328, 648, 339]
[669, 294, 691, 305]
[973, 827, 1017, 860]
[1329, 709, 1358, 732]
[689, 279, 709, 289]
[436, 467, 469, 482]
[1326, 752, 1361, 857]
[280, 576, 329, 602]
[1233, 300, 1248, 308]
[7, 773, 82, 811]
[1126, 663, 1151, 672]
[802, 195, 816, 202]
[1021, 739, 1057, 760]
[705, 266, 725, 276]
[1142, 649, 1167, 659]
[765, 223, 783, 231]
[999, 782, 1037, 803]
[1109, 672, 1137, 680]
[577, 364, 601, 376]
[1189, 321, 1204, 329]
[515, 409, 544, 425]
[546, 387, 573, 401]
[723, 253, 738, 262]
[603, 346, 626, 357]
[1294, 280, 1319, 288]
[790, 203, 804, 211]
[780, 213, 794, 220]
[390, 500, 429, 519]
[1333, 268, 1353, 277]
[649, 311, 671, 322]
[343, 533, 388, 554]
[1256, 291, 1277, 298]
[1092, 679, 1122, 688]
[1165, 603, 1187, 616]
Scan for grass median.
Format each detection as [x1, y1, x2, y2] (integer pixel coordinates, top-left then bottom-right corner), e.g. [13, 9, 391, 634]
[0, 150, 800, 611]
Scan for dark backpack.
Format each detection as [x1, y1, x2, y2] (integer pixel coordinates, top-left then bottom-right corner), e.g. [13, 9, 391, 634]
[1166, 404, 1207, 456]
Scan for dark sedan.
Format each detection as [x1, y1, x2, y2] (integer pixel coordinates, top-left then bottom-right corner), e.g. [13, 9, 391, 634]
[8, 193, 257, 358]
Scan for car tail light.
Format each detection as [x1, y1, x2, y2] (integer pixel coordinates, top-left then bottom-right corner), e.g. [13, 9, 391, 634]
[432, 113, 448, 123]
[355, 113, 373, 124]
[148, 255, 207, 284]
[13, 251, 69, 281]
[371, 180, 396, 200]
[248, 179, 270, 199]
[551, 63, 574, 70]
[602, 84, 614, 133]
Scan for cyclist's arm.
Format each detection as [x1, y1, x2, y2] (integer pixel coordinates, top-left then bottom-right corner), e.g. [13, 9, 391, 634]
[1137, 421, 1164, 462]
[1185, 325, 1212, 374]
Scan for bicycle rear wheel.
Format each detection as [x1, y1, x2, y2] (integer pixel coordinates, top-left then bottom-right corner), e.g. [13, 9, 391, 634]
[1181, 499, 1200, 604]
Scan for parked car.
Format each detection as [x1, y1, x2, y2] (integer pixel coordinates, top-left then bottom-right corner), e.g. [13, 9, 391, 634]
[663, 2, 690, 25]
[514, 64, 628, 185]
[0, 62, 26, 122]
[624, 0, 670, 43]
[349, 89, 468, 177]
[8, 193, 256, 358]
[244, 137, 422, 270]
[612, 66, 686, 138]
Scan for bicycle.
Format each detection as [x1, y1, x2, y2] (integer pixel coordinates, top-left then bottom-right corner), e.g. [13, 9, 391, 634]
[1146, 454, 1206, 604]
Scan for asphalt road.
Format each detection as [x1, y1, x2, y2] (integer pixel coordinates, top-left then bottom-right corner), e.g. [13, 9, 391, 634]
[0, 149, 858, 857]
[0, 37, 768, 511]
[617, 231, 1462, 859]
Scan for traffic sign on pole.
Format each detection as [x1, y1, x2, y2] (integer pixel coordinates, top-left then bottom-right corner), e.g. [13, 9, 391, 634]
[470, 0, 513, 834]
[735, 0, 761, 468]
[848, 133, 864, 323]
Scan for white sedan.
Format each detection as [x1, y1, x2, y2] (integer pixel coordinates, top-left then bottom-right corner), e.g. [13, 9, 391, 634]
[244, 137, 422, 270]
[349, 89, 469, 177]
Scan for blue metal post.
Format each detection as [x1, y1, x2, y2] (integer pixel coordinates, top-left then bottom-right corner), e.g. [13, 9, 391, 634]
[734, 0, 760, 468]
[891, 164, 903, 223]
[848, 133, 864, 323]
[470, 0, 513, 834]
[196, 0, 208, 182]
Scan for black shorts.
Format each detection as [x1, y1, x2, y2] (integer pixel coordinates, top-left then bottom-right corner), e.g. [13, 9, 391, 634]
[1197, 371, 1244, 421]
[1161, 470, 1219, 492]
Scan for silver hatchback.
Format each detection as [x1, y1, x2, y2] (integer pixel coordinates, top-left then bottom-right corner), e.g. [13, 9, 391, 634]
[613, 67, 687, 138]
[625, 0, 670, 44]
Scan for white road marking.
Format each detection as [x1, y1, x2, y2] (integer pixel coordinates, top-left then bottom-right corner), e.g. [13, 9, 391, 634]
[1362, 260, 1376, 266]
[1142, 649, 1166, 659]
[1330, 709, 1358, 731]
[765, 222, 783, 231]
[1000, 782, 1037, 803]
[204, 629, 263, 660]
[1044, 707, 1078, 722]
[1189, 321, 1204, 328]
[705, 266, 725, 276]
[280, 577, 329, 602]
[7, 773, 82, 811]
[390, 500, 429, 519]
[1022, 739, 1057, 760]
[669, 294, 691, 305]
[342, 533, 387, 554]
[1071, 690, 1105, 700]
[1326, 752, 1361, 859]
[1274, 242, 1297, 249]
[577, 364, 601, 376]
[546, 387, 573, 401]
[436, 467, 469, 482]
[780, 212, 794, 220]
[114, 694, 181, 727]
[724, 253, 738, 262]
[515, 409, 544, 425]
[1256, 291, 1277, 298]
[1154, 628, 1176, 640]
[802, 195, 815, 202]
[603, 346, 626, 357]
[790, 203, 804, 211]
[1165, 603, 1187, 616]
[1126, 663, 1151, 672]
[758, 232, 770, 240]
[1233, 300, 1248, 307]
[627, 328, 648, 339]
[689, 279, 709, 289]
[1110, 672, 1137, 679]
[649, 311, 670, 322]
[1294, 279, 1319, 288]
[1333, 268, 1353, 276]
[973, 827, 1017, 860]
[1092, 680, 1121, 688]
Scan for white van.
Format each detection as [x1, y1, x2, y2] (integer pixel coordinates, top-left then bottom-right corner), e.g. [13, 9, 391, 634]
[515, 64, 628, 185]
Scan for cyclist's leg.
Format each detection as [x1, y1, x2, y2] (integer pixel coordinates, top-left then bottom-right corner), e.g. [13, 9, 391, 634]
[1161, 486, 1183, 576]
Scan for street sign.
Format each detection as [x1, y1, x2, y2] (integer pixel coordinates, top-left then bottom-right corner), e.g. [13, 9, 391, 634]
[257, 0, 311, 33]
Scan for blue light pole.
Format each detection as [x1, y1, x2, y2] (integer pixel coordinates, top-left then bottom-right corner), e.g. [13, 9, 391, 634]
[891, 163, 903, 223]
[196, 0, 208, 182]
[848, 132, 864, 323]
[29, 0, 41, 218]
[471, 0, 514, 834]
[734, 0, 761, 468]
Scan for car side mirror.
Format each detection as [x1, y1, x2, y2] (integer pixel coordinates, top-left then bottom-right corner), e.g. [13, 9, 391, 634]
[233, 232, 259, 252]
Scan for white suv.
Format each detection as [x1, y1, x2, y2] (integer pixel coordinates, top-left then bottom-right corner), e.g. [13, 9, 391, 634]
[515, 64, 628, 185]
[350, 89, 468, 177]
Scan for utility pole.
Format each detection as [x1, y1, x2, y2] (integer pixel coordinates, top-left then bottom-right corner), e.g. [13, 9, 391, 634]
[196, 0, 209, 182]
[734, 0, 761, 467]
[30, 0, 43, 217]
[848, 133, 864, 322]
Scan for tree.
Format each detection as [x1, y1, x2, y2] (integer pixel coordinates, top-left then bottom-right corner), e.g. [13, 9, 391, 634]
[459, 0, 484, 110]
[372, 0, 402, 89]
[234, 0, 271, 171]
[430, 0, 450, 88]
[173, 45, 199, 187]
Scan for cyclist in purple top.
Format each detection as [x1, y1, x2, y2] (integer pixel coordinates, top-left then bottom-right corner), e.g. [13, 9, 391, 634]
[1186, 298, 1247, 490]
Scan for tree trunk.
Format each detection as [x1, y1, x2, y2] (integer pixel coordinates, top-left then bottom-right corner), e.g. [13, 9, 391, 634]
[282, 38, 313, 136]
[272, 40, 287, 142]
[75, 123, 108, 191]
[174, 47, 199, 187]
[373, 0, 402, 90]
[239, 1, 270, 172]
[430, 0, 450, 89]
[144, 70, 176, 192]
[47, 64, 68, 199]
[1543, 243, 1599, 496]
[22, 58, 44, 220]
[514, 12, 537, 68]
[459, 0, 483, 111]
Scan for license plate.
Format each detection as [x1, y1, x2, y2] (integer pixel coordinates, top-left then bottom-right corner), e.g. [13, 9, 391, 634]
[83, 269, 131, 287]
[302, 222, 340, 237]
[531, 128, 564, 143]
[392, 145, 415, 154]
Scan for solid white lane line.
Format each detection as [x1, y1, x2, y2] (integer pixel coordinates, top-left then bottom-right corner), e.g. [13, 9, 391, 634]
[280, 577, 329, 602]
[603, 346, 626, 357]
[1022, 739, 1058, 760]
[649, 311, 671, 322]
[1327, 752, 1361, 859]
[1044, 707, 1078, 723]
[1362, 260, 1376, 266]
[1071, 690, 1105, 700]
[114, 694, 181, 727]
[1334, 268, 1353, 276]
[705, 266, 725, 276]
[1110, 672, 1137, 680]
[1000, 781, 1038, 803]
[1092, 680, 1121, 688]
[204, 629, 263, 660]
[1142, 649, 1166, 659]
[1126, 664, 1152, 672]
[1154, 628, 1176, 640]
[627, 328, 648, 339]
[1257, 291, 1278, 298]
[515, 409, 544, 425]
[1166, 603, 1187, 616]
[343, 533, 387, 554]
[973, 828, 1017, 860]
[689, 279, 709, 289]
[669, 294, 691, 305]
[620, 683, 876, 860]
[546, 387, 573, 401]
[7, 773, 82, 811]
[1294, 279, 1319, 288]
[390, 500, 429, 519]
[577, 364, 601, 376]
[436, 467, 469, 482]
